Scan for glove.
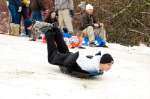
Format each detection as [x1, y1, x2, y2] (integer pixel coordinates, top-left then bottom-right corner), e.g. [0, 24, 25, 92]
[69, 10, 74, 17]
[18, 6, 22, 12]
[86, 55, 93, 59]
[95, 51, 101, 56]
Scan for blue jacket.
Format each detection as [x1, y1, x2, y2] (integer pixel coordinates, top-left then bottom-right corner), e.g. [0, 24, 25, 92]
[8, 0, 22, 7]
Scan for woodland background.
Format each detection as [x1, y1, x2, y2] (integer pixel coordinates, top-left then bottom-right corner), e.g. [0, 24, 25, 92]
[74, 0, 150, 46]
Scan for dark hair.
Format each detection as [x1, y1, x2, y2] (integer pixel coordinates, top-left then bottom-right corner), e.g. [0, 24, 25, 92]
[100, 53, 114, 64]
[44, 11, 57, 23]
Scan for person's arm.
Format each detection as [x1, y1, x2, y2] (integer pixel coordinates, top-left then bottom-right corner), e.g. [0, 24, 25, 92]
[34, 21, 51, 28]
[92, 15, 101, 28]
[14, 0, 22, 12]
[81, 14, 92, 29]
[33, 21, 53, 34]
[14, 0, 22, 6]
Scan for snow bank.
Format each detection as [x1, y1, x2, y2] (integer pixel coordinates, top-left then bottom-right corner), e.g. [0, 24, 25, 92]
[0, 34, 150, 99]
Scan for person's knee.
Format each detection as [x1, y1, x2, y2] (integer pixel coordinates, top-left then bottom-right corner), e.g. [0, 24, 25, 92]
[87, 26, 94, 30]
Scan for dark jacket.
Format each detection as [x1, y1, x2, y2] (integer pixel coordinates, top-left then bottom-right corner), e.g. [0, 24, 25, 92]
[29, 0, 45, 11]
[80, 12, 97, 30]
[44, 26, 103, 77]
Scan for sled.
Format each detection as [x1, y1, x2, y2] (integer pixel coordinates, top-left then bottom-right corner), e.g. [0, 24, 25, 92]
[59, 66, 101, 78]
[0, 0, 10, 34]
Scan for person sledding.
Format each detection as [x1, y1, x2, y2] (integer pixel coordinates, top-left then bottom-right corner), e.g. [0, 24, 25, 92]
[43, 25, 114, 78]
[80, 4, 108, 47]
[63, 27, 107, 48]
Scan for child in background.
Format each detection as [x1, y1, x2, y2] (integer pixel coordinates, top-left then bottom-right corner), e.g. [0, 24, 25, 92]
[24, 19, 52, 41]
[24, 12, 58, 41]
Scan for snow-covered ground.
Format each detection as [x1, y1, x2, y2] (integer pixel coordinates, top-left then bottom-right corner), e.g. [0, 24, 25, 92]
[0, 34, 150, 99]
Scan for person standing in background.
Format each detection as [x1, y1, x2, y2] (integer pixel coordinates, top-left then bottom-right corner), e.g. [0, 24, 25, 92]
[21, 0, 31, 36]
[29, 0, 44, 21]
[55, 0, 74, 34]
[8, 0, 22, 36]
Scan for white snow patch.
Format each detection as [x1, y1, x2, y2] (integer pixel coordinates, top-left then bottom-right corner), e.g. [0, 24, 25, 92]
[0, 34, 150, 99]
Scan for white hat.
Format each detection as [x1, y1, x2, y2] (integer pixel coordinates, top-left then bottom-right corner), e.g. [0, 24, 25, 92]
[86, 4, 93, 10]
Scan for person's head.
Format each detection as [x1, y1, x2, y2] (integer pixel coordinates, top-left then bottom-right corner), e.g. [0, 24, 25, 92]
[51, 11, 56, 19]
[24, 19, 34, 30]
[45, 11, 57, 23]
[99, 53, 114, 72]
[85, 4, 94, 14]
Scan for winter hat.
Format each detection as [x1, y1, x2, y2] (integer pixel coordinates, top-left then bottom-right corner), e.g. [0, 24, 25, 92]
[24, 19, 33, 27]
[86, 4, 93, 10]
[100, 53, 114, 64]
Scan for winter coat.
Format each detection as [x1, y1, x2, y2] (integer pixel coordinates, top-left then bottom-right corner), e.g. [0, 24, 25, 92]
[50, 50, 103, 76]
[55, 0, 74, 10]
[42, 0, 55, 12]
[80, 12, 97, 30]
[29, 0, 45, 11]
[66, 51, 103, 76]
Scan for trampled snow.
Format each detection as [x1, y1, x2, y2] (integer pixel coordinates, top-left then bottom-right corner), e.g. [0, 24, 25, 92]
[0, 34, 150, 99]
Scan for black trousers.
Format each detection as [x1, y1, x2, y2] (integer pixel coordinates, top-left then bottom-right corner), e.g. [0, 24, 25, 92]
[45, 27, 70, 65]
[45, 27, 89, 75]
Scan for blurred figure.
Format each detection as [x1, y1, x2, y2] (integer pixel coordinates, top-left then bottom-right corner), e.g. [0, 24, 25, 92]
[78, 1, 86, 14]
[80, 4, 107, 45]
[55, 0, 74, 33]
[44, 11, 58, 27]
[8, 0, 22, 36]
[29, 0, 44, 21]
[21, 0, 31, 36]
[45, 26, 114, 78]
[42, 0, 55, 20]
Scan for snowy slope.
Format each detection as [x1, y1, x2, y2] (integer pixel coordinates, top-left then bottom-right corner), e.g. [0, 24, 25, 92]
[0, 34, 150, 99]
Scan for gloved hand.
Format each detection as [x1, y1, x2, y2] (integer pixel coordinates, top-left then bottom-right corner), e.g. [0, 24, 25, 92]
[69, 10, 74, 17]
[95, 51, 101, 56]
[18, 6, 22, 12]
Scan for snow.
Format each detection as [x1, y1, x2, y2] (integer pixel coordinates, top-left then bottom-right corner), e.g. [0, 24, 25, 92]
[0, 34, 150, 99]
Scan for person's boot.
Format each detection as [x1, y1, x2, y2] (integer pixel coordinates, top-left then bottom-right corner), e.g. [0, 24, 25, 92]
[9, 23, 15, 35]
[14, 24, 20, 36]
